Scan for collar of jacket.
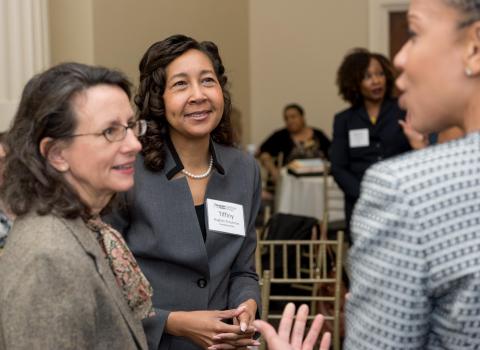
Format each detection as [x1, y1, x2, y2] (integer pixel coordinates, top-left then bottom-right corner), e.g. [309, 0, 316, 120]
[356, 97, 397, 124]
[57, 215, 148, 349]
[164, 135, 225, 180]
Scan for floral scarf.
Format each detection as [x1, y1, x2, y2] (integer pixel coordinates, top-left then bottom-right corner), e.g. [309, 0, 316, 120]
[85, 217, 154, 320]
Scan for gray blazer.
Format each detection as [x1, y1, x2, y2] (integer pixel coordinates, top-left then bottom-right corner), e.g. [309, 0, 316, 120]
[0, 211, 148, 349]
[107, 141, 261, 350]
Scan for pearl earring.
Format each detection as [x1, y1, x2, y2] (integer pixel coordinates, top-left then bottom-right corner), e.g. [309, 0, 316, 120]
[465, 67, 473, 77]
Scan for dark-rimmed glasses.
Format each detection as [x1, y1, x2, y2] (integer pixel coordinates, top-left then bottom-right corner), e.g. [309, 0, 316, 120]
[66, 119, 147, 143]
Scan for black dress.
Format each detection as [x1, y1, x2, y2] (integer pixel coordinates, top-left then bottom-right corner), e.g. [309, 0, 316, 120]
[259, 127, 331, 163]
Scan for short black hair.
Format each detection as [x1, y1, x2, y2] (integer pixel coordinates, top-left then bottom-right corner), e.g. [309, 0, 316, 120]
[283, 103, 304, 116]
[444, 0, 480, 27]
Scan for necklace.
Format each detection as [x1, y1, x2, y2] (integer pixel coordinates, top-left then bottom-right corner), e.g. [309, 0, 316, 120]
[181, 156, 213, 179]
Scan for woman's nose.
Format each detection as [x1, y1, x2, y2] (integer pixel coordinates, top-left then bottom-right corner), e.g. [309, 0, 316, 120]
[123, 129, 142, 154]
[394, 41, 408, 70]
[188, 83, 207, 103]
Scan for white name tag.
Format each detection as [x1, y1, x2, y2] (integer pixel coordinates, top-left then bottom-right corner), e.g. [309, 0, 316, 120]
[206, 199, 245, 237]
[349, 129, 370, 148]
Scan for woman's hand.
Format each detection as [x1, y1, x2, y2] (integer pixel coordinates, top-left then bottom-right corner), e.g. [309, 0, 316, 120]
[399, 114, 429, 150]
[212, 300, 258, 349]
[259, 152, 280, 182]
[166, 308, 260, 350]
[253, 303, 331, 350]
[235, 299, 257, 332]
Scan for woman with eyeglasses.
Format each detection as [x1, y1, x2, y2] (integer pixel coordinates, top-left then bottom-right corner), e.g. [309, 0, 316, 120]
[0, 62, 151, 349]
[345, 0, 480, 348]
[106, 34, 261, 350]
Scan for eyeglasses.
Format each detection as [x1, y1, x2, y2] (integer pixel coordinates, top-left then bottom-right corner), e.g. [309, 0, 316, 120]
[67, 119, 147, 143]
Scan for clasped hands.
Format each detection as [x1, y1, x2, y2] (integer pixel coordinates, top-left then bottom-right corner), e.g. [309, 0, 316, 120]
[166, 299, 259, 350]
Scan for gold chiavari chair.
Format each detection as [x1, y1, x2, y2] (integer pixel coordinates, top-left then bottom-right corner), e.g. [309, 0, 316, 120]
[257, 231, 344, 350]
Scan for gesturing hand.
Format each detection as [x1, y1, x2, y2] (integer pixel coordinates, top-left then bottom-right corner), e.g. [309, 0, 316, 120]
[253, 303, 331, 350]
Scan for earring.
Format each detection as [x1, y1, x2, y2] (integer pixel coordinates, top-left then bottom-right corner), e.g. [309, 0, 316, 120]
[465, 67, 473, 77]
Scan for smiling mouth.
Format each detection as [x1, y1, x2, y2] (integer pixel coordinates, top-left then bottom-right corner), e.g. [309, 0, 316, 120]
[112, 163, 134, 170]
[184, 110, 211, 119]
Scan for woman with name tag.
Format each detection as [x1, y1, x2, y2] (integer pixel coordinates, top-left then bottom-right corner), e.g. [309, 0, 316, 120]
[106, 34, 261, 350]
[329, 49, 414, 243]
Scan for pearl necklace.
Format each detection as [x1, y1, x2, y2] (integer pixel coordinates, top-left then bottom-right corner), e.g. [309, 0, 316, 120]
[181, 156, 213, 179]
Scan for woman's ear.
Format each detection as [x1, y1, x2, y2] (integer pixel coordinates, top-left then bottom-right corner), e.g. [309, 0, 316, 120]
[465, 23, 480, 76]
[39, 137, 70, 172]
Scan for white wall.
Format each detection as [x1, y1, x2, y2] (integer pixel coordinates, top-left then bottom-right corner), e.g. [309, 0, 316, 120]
[249, 0, 369, 146]
[49, 0, 94, 65]
[49, 0, 251, 144]
[49, 0, 371, 145]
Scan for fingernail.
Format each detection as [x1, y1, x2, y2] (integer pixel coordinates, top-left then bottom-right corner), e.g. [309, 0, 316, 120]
[240, 322, 247, 332]
[253, 341, 261, 346]
[213, 335, 221, 340]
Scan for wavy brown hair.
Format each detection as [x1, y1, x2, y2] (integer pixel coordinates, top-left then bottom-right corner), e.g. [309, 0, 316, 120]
[135, 34, 234, 172]
[2, 62, 132, 219]
[336, 48, 396, 107]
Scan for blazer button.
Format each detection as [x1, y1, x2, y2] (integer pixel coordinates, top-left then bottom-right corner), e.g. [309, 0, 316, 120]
[197, 278, 207, 288]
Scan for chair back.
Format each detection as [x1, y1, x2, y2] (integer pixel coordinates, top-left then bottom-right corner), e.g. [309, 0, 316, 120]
[256, 213, 319, 278]
[258, 231, 344, 350]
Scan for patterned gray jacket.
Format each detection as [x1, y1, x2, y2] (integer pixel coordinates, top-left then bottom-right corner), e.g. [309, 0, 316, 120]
[0, 210, 13, 249]
[345, 132, 480, 349]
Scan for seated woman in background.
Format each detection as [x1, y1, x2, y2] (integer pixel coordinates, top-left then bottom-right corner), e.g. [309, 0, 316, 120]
[107, 34, 261, 350]
[259, 103, 331, 182]
[330, 49, 413, 242]
[0, 63, 151, 349]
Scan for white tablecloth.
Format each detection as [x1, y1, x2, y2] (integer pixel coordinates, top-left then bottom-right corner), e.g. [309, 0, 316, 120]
[275, 169, 345, 222]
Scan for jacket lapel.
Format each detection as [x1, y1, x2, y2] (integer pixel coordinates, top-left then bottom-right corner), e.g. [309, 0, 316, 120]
[60, 217, 148, 350]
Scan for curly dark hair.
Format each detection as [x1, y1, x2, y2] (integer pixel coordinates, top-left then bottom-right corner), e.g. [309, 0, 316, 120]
[135, 34, 234, 172]
[336, 48, 396, 106]
[2, 62, 132, 219]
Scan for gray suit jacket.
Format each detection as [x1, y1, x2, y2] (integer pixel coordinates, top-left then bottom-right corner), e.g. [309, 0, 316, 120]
[0, 211, 147, 349]
[107, 141, 261, 350]
[345, 132, 480, 349]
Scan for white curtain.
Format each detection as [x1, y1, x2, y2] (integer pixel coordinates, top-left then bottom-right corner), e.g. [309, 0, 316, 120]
[0, 0, 50, 131]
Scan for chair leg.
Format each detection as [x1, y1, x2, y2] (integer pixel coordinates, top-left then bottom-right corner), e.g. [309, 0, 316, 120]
[261, 270, 271, 321]
[333, 231, 344, 350]
[260, 270, 272, 350]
